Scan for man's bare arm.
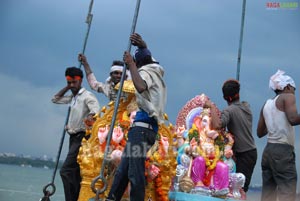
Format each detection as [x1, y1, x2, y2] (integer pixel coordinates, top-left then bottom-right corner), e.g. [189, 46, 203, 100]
[284, 94, 300, 126]
[257, 107, 268, 138]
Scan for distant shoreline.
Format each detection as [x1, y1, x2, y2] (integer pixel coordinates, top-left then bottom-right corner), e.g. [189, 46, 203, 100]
[0, 155, 63, 169]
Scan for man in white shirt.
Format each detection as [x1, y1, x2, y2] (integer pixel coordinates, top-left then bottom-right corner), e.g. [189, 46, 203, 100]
[78, 34, 148, 102]
[52, 67, 100, 201]
[78, 55, 127, 101]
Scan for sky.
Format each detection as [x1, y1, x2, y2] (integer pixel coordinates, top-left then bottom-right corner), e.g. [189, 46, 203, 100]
[0, 0, 299, 188]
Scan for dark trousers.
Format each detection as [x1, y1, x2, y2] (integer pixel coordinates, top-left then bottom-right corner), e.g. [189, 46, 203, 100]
[235, 148, 257, 192]
[107, 126, 156, 201]
[60, 132, 85, 201]
[261, 143, 297, 201]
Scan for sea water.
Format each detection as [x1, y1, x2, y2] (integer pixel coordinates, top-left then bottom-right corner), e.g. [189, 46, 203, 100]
[0, 164, 64, 201]
[0, 163, 263, 201]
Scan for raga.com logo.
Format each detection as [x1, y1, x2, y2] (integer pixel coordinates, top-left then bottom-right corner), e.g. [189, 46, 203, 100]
[266, 2, 299, 10]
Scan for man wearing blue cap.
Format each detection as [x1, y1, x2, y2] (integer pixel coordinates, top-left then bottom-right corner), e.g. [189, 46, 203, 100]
[107, 33, 167, 201]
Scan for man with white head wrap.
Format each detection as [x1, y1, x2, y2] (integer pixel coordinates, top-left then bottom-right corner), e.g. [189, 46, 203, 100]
[257, 69, 300, 201]
[269, 69, 296, 91]
[78, 54, 128, 101]
[106, 65, 132, 82]
[78, 34, 149, 101]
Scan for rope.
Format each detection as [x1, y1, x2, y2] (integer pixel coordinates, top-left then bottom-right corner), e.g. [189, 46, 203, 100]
[90, 0, 142, 200]
[236, 0, 246, 81]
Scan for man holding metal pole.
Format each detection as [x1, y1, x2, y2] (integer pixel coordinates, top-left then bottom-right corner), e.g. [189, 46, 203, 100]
[106, 33, 167, 201]
[78, 54, 129, 102]
[52, 67, 100, 201]
[77, 33, 148, 102]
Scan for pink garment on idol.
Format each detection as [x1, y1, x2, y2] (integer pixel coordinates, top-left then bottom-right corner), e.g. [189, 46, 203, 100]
[191, 157, 229, 190]
[213, 161, 229, 190]
[191, 156, 206, 184]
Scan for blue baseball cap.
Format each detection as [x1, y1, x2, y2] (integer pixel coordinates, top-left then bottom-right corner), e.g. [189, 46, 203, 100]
[134, 48, 152, 64]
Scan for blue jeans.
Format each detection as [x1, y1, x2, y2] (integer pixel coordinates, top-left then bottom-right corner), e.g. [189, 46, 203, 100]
[107, 126, 157, 201]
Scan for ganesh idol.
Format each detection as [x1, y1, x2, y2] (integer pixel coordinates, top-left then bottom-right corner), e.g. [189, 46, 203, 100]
[188, 107, 232, 195]
[172, 94, 244, 199]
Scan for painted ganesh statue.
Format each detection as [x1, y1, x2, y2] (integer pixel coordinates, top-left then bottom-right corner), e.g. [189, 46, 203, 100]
[172, 94, 245, 199]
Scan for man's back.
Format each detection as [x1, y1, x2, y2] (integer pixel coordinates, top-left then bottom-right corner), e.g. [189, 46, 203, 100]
[221, 101, 256, 153]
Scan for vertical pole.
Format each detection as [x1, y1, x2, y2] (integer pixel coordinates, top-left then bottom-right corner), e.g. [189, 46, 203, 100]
[236, 0, 246, 81]
[90, 0, 142, 199]
[41, 1, 95, 199]
[103, 0, 142, 151]
[79, 0, 94, 69]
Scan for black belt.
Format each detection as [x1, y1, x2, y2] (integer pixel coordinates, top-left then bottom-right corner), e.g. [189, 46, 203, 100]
[131, 122, 153, 130]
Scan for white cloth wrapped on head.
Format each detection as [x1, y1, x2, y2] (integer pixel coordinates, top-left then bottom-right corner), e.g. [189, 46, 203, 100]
[106, 65, 131, 82]
[269, 69, 296, 91]
[110, 65, 124, 73]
